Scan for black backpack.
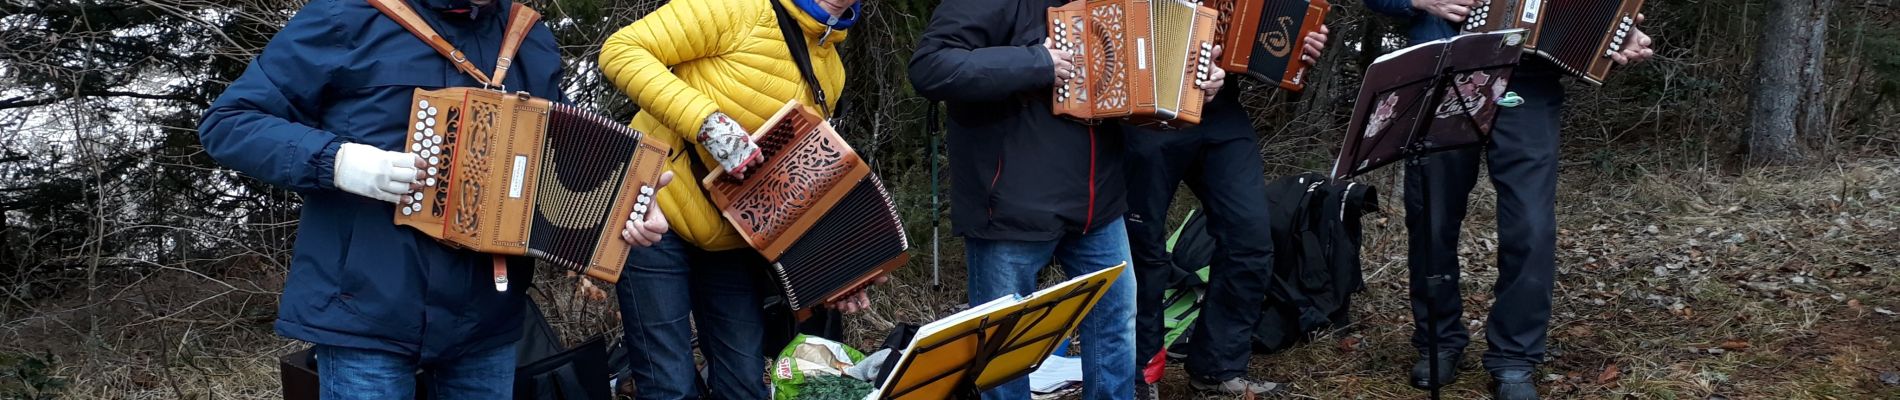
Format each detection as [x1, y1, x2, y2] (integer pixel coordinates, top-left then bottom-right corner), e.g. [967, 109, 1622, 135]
[1250, 172, 1379, 352]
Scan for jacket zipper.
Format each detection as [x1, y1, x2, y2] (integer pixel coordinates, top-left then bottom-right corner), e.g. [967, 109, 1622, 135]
[1082, 126, 1097, 234]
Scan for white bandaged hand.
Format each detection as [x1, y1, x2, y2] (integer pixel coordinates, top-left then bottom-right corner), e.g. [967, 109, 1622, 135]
[698, 112, 761, 179]
[334, 142, 424, 203]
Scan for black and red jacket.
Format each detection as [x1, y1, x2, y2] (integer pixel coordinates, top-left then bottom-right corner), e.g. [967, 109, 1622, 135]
[908, 0, 1126, 242]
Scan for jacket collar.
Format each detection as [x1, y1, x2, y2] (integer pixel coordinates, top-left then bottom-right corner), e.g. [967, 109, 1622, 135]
[417, 0, 504, 21]
[776, 0, 853, 45]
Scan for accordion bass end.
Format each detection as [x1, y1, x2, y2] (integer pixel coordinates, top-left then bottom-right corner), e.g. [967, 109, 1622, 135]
[704, 101, 910, 316]
[1461, 0, 1646, 85]
[393, 87, 671, 284]
[1210, 0, 1330, 92]
[1049, 0, 1219, 129]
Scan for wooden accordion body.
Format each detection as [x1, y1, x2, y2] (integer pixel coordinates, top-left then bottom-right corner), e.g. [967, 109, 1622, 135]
[393, 87, 671, 284]
[703, 101, 910, 315]
[1461, 0, 1646, 85]
[1206, 0, 1330, 92]
[1049, 0, 1219, 129]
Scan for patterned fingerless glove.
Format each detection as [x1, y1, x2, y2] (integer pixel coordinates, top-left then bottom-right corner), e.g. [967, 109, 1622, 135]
[698, 112, 760, 177]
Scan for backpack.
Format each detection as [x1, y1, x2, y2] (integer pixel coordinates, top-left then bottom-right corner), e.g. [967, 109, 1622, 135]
[1251, 173, 1379, 352]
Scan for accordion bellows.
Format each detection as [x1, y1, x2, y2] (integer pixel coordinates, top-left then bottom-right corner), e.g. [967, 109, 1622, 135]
[393, 87, 670, 284]
[1050, 0, 1218, 129]
[1461, 0, 1646, 84]
[703, 101, 909, 314]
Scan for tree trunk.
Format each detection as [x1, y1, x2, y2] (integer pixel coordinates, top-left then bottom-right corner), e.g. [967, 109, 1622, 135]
[1746, 0, 1833, 165]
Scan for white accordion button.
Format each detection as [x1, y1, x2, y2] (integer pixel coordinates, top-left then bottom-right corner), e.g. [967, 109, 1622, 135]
[417, 110, 427, 120]
[429, 145, 441, 155]
[415, 122, 425, 131]
[401, 207, 414, 216]
[412, 131, 423, 141]
[421, 138, 434, 148]
[427, 107, 438, 117]
[642, 185, 655, 195]
[425, 117, 436, 128]
[428, 166, 439, 176]
[413, 192, 424, 201]
[425, 127, 435, 137]
[419, 100, 430, 109]
[426, 177, 437, 186]
[411, 143, 423, 152]
[429, 155, 440, 165]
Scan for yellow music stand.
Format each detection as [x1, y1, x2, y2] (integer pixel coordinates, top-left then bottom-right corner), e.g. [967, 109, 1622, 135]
[873, 264, 1125, 400]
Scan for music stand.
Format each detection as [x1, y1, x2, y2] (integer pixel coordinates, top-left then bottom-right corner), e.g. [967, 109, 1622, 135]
[873, 264, 1125, 400]
[1330, 30, 1532, 400]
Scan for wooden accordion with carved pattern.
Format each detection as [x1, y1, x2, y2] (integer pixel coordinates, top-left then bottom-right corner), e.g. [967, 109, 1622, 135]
[1206, 0, 1330, 91]
[1460, 0, 1646, 85]
[1049, 0, 1219, 128]
[703, 101, 909, 316]
[392, 87, 671, 284]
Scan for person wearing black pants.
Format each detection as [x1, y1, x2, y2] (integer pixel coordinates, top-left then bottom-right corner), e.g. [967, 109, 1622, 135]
[1402, 62, 1565, 398]
[1125, 83, 1280, 397]
[1373, 0, 1657, 397]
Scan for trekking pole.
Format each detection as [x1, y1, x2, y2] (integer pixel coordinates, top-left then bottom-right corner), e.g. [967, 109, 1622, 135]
[928, 101, 942, 289]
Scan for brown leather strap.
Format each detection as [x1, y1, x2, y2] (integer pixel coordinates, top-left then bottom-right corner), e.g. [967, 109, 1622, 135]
[493, 3, 542, 86]
[367, 0, 541, 89]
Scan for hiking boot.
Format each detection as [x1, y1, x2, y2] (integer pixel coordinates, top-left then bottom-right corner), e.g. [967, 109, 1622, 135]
[1135, 383, 1160, 400]
[1491, 369, 1540, 400]
[1190, 376, 1283, 395]
[1409, 350, 1464, 389]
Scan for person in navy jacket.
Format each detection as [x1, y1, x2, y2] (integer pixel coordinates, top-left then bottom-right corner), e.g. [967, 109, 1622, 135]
[1360, 0, 1653, 398]
[197, 0, 669, 398]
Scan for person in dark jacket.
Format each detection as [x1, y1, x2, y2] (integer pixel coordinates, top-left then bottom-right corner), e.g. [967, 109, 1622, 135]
[910, 1, 1224, 398]
[1123, 30, 1328, 398]
[1360, 0, 1654, 398]
[197, 0, 669, 398]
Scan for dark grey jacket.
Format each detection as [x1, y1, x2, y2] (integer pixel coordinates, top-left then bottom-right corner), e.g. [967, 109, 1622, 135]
[909, 0, 1126, 241]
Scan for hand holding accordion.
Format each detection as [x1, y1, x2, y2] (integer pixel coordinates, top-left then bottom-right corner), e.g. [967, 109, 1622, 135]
[702, 101, 909, 319]
[1459, 0, 1648, 84]
[392, 87, 672, 286]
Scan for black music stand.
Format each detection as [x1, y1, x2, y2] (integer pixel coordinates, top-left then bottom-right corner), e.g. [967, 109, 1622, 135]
[873, 264, 1124, 400]
[1332, 30, 1532, 400]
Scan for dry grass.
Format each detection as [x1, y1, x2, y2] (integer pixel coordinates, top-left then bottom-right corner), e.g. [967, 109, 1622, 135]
[4, 153, 1897, 399]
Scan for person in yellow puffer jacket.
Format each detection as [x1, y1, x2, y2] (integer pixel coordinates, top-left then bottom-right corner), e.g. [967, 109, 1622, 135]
[598, 0, 870, 398]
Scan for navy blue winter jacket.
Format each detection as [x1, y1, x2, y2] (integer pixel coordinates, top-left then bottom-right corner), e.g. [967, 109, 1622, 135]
[197, 0, 564, 362]
[1362, 0, 1459, 43]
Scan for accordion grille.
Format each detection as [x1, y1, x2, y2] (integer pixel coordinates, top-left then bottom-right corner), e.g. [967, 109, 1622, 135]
[1151, 0, 1195, 114]
[1536, 0, 1621, 77]
[771, 175, 908, 310]
[528, 104, 643, 273]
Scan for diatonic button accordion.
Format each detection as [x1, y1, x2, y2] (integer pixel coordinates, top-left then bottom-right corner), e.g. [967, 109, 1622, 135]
[703, 101, 909, 316]
[1205, 0, 1331, 92]
[1049, 0, 1220, 129]
[1461, 0, 1647, 85]
[393, 87, 671, 284]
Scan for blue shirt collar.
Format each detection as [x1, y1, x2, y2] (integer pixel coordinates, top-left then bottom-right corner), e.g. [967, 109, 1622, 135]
[791, 0, 860, 30]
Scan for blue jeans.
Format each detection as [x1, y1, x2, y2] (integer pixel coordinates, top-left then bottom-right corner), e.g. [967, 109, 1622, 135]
[616, 233, 769, 399]
[965, 219, 1137, 400]
[315, 343, 515, 400]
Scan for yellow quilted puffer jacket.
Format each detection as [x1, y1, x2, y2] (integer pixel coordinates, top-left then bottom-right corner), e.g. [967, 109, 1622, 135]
[600, 0, 848, 251]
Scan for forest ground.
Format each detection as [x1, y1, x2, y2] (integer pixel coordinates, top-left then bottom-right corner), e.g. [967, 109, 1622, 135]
[4, 150, 1898, 399]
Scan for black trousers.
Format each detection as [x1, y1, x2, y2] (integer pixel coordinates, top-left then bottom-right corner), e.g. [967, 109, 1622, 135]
[1126, 95, 1275, 382]
[1404, 67, 1565, 373]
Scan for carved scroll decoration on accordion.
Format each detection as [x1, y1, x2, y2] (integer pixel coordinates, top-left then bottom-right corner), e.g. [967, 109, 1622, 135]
[393, 87, 671, 284]
[1460, 0, 1646, 85]
[703, 101, 911, 317]
[1048, 0, 1218, 129]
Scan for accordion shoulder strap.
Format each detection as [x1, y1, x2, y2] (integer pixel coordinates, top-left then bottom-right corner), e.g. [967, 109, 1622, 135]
[767, 0, 831, 117]
[366, 0, 543, 89]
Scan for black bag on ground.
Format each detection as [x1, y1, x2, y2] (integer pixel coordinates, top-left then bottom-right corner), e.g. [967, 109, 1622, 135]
[1249, 172, 1379, 353]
